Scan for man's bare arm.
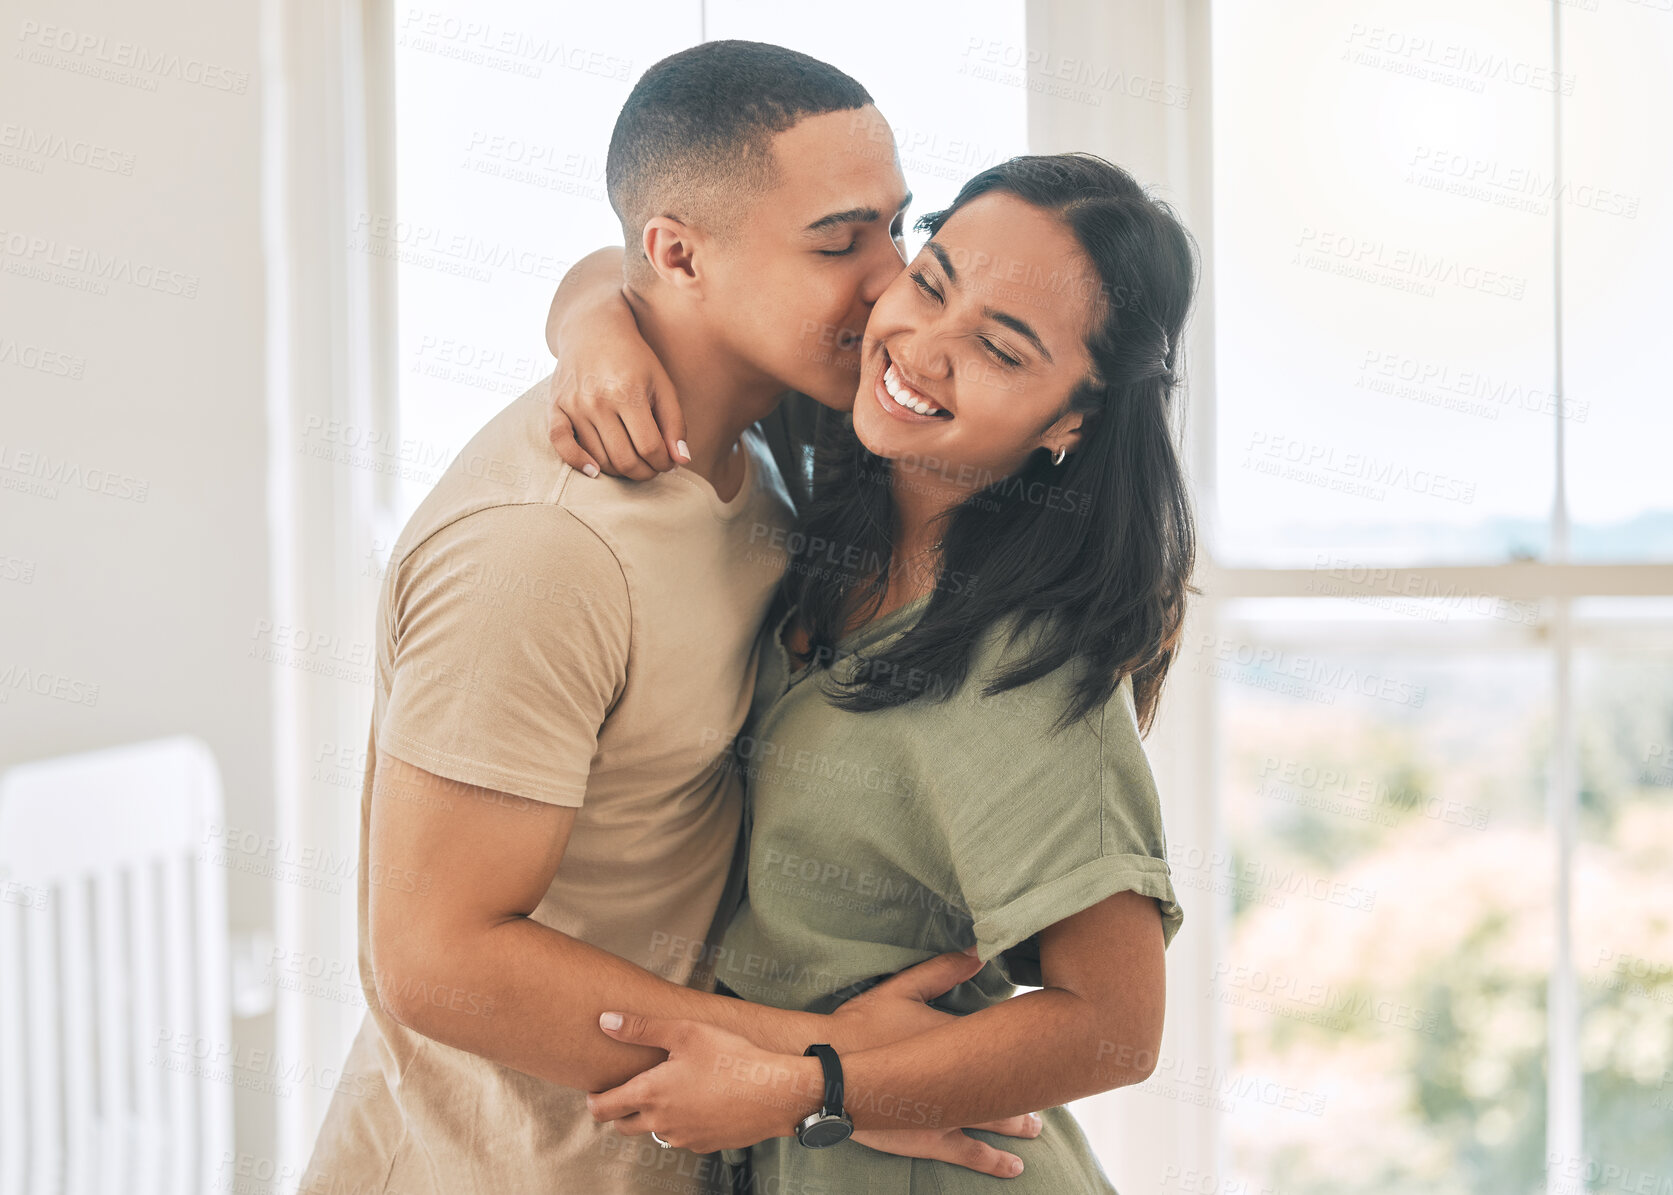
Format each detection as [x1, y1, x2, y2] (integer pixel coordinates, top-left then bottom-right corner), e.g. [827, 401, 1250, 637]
[365, 753, 829, 1091]
[366, 754, 982, 1092]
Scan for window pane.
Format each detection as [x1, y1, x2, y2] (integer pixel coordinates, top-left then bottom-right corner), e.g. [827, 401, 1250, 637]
[1212, 0, 1558, 566]
[391, 1, 697, 522]
[1203, 603, 1552, 1191]
[1559, 11, 1673, 562]
[1574, 601, 1673, 1189]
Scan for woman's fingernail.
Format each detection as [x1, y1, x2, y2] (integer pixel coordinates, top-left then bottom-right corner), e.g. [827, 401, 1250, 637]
[1007, 1157, 1024, 1176]
[675, 439, 690, 462]
[599, 1012, 622, 1030]
[582, 463, 599, 478]
[1029, 1113, 1042, 1131]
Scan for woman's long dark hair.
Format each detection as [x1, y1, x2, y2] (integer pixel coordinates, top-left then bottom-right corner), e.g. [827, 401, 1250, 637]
[785, 153, 1198, 736]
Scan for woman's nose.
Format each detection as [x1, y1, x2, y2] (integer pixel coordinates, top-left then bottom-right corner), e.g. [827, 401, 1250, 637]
[891, 337, 952, 382]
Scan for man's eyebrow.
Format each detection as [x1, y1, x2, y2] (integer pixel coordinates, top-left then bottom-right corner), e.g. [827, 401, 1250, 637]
[802, 192, 914, 235]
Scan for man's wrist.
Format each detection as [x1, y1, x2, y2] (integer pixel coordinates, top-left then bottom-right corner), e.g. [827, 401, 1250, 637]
[760, 1007, 828, 1055]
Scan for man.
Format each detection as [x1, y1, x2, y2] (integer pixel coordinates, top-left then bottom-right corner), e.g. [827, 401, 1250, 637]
[301, 40, 1029, 1195]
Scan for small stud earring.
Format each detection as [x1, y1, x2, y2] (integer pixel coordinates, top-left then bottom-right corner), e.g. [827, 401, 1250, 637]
[1051, 446, 1067, 467]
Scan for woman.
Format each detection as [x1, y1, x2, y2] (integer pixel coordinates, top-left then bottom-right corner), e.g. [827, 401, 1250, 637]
[553, 153, 1195, 1190]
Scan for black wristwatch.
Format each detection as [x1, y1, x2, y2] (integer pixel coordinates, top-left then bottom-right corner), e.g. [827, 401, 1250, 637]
[794, 1044, 853, 1148]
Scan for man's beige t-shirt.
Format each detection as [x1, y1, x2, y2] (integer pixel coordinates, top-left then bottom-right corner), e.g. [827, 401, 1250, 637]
[300, 376, 795, 1195]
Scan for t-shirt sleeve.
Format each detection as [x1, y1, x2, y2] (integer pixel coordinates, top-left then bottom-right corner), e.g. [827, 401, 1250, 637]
[377, 502, 631, 807]
[934, 658, 1183, 986]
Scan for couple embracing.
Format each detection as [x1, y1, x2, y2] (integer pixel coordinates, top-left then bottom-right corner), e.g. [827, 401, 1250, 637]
[304, 36, 1194, 1195]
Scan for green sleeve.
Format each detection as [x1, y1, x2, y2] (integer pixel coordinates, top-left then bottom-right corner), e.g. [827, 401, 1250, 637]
[931, 644, 1184, 986]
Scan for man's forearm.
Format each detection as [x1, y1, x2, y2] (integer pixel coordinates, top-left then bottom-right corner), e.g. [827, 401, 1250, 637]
[379, 915, 822, 1092]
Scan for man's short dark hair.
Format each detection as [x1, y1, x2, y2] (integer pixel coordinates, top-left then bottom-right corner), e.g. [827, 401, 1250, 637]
[606, 40, 873, 281]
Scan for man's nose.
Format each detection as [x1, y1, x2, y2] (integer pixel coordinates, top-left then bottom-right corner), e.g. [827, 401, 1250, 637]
[861, 241, 906, 304]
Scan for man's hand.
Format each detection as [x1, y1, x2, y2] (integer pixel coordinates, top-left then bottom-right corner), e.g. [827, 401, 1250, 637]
[588, 1012, 1043, 1176]
[544, 248, 688, 480]
[590, 1015, 815, 1152]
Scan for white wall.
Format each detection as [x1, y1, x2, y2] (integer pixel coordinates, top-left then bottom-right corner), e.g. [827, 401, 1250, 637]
[0, 0, 280, 1174]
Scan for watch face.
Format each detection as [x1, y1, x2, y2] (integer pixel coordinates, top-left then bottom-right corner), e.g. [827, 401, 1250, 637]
[798, 1114, 854, 1148]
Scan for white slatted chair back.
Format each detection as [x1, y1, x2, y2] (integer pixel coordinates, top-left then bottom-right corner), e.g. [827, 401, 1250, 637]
[0, 736, 232, 1195]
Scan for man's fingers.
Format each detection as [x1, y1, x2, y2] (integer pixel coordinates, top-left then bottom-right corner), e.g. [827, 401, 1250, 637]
[881, 950, 985, 1003]
[964, 1113, 1043, 1138]
[588, 1071, 652, 1124]
[597, 1010, 674, 1049]
[612, 1110, 654, 1136]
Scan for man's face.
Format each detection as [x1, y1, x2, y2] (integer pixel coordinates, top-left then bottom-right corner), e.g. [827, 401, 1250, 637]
[702, 105, 910, 410]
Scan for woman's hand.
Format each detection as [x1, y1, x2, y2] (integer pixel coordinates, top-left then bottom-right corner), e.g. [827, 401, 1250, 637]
[823, 948, 982, 1051]
[544, 249, 688, 481]
[588, 1011, 1043, 1177]
[851, 1120, 1040, 1179]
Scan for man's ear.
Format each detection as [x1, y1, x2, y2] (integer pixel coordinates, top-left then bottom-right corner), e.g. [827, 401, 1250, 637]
[640, 217, 703, 291]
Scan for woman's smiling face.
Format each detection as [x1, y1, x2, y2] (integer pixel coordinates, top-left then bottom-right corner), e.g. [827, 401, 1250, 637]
[851, 191, 1098, 488]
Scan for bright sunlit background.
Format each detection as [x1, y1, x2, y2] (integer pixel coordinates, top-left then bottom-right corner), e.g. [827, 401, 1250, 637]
[388, 0, 1029, 523]
[3, 0, 1670, 1192]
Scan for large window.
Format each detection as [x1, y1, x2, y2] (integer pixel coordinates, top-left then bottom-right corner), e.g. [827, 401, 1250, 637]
[1207, 1, 1673, 1189]
[380, 2, 1671, 1185]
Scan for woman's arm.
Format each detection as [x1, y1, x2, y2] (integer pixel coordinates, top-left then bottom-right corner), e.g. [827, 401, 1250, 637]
[587, 887, 1166, 1149]
[836, 888, 1165, 1126]
[543, 246, 688, 480]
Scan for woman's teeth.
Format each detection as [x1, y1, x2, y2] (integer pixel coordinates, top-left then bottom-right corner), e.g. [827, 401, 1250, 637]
[883, 364, 946, 416]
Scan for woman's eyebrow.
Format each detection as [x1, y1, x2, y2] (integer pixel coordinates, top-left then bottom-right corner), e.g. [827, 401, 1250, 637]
[984, 308, 1053, 363]
[927, 241, 1053, 362]
[926, 240, 959, 282]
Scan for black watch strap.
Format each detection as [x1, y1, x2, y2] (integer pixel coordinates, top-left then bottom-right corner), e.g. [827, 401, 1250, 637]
[803, 1043, 845, 1117]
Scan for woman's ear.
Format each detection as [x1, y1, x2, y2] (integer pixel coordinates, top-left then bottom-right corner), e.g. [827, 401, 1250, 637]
[1040, 409, 1086, 457]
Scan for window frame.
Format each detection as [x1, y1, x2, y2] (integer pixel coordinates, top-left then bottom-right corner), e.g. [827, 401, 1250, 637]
[1052, 0, 1673, 1184]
